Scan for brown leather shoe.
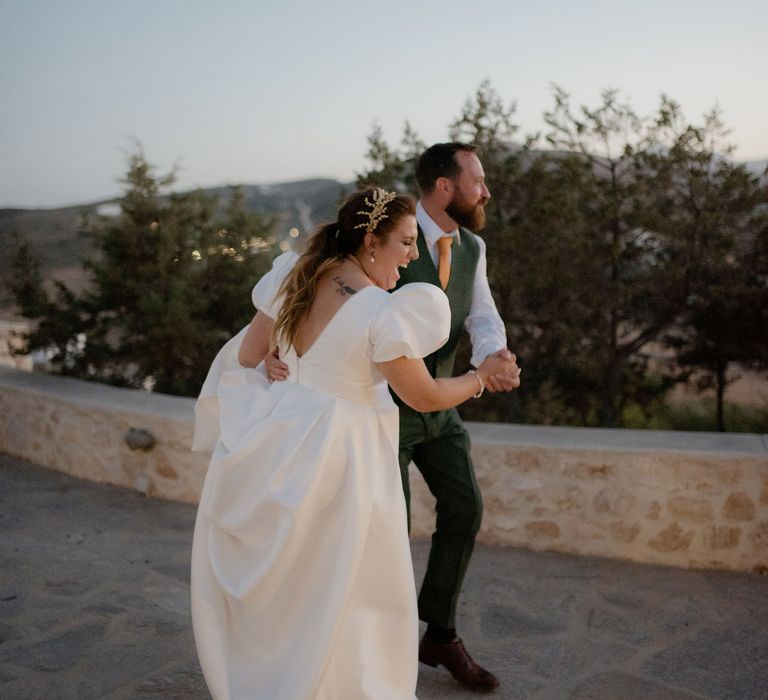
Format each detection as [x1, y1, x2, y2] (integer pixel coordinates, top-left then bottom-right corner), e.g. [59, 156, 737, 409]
[419, 636, 500, 691]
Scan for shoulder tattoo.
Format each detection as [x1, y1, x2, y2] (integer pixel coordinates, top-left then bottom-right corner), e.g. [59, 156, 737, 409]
[332, 276, 358, 298]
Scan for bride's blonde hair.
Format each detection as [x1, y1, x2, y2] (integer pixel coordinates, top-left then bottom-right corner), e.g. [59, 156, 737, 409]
[272, 188, 415, 349]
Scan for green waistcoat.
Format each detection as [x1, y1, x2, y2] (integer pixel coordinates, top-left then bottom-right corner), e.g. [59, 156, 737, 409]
[395, 225, 480, 381]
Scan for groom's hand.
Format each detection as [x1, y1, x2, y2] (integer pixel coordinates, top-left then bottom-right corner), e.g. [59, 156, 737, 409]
[265, 347, 289, 383]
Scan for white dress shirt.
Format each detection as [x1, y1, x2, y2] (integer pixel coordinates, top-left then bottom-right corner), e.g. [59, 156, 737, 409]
[415, 202, 507, 367]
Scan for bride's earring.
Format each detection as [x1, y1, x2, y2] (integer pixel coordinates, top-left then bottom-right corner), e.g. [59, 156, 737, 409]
[369, 248, 375, 263]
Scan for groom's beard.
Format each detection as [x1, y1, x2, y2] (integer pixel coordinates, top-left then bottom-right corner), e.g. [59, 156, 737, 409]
[446, 191, 487, 231]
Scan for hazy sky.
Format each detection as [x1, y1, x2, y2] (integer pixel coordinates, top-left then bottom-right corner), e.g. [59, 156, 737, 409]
[1, 0, 766, 208]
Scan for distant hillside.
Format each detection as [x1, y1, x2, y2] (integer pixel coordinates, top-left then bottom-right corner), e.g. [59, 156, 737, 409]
[0, 178, 351, 313]
[743, 159, 768, 180]
[0, 205, 94, 309]
[207, 179, 351, 231]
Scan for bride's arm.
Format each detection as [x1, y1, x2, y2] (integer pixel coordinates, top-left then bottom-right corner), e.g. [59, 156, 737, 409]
[238, 311, 274, 367]
[377, 352, 518, 413]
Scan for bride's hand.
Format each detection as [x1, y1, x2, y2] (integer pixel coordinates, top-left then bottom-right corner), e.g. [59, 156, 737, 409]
[265, 347, 289, 383]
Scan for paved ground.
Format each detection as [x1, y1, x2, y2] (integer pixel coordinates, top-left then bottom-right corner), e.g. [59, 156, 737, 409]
[1, 453, 767, 700]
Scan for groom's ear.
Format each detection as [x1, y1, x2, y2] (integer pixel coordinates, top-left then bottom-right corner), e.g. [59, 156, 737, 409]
[436, 176, 453, 199]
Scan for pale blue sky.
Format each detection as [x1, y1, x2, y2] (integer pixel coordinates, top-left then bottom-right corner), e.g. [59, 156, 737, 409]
[1, 0, 766, 207]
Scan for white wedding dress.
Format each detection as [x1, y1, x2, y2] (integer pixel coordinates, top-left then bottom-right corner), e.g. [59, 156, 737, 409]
[191, 253, 450, 699]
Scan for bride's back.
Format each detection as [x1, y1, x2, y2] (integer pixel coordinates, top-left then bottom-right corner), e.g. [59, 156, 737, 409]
[292, 261, 373, 359]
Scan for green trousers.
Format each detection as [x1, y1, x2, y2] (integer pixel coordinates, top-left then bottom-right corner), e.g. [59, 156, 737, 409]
[398, 406, 483, 629]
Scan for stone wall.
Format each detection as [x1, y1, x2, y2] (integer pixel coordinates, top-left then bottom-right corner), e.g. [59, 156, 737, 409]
[454, 424, 768, 572]
[1, 366, 766, 572]
[0, 367, 205, 504]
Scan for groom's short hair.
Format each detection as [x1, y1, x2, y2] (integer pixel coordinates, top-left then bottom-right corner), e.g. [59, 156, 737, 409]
[415, 142, 478, 194]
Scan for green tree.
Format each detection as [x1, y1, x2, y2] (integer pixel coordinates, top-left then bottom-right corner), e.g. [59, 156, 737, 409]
[648, 99, 768, 430]
[356, 121, 425, 193]
[532, 87, 697, 426]
[457, 86, 685, 426]
[9, 151, 278, 396]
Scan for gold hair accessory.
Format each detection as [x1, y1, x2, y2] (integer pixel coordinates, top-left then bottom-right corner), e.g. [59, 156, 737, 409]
[354, 189, 397, 234]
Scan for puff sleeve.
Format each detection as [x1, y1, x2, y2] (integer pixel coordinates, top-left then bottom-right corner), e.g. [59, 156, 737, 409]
[251, 251, 300, 318]
[370, 283, 451, 363]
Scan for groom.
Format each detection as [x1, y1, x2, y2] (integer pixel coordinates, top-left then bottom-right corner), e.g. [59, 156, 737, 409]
[393, 142, 515, 692]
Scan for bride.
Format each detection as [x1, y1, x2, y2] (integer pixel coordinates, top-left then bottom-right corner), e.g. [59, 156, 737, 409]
[190, 188, 518, 699]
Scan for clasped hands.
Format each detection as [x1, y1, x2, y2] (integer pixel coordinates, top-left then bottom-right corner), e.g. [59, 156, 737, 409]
[480, 348, 521, 393]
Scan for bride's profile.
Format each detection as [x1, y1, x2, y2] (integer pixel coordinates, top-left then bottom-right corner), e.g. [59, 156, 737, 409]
[190, 187, 517, 699]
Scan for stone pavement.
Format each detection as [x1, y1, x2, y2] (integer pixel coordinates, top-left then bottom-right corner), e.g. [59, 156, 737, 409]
[1, 453, 767, 700]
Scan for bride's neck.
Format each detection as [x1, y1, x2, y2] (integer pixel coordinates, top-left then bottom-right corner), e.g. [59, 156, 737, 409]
[345, 255, 376, 287]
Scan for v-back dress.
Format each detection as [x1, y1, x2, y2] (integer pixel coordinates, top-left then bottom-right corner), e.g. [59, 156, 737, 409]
[191, 253, 450, 699]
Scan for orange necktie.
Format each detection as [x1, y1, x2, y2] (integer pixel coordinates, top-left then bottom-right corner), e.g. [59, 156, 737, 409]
[437, 236, 453, 290]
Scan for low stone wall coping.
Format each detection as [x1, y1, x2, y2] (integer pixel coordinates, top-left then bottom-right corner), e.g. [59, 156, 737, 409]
[466, 421, 768, 456]
[0, 365, 193, 419]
